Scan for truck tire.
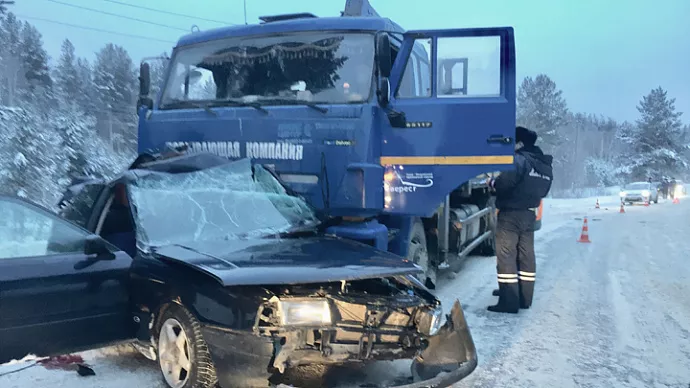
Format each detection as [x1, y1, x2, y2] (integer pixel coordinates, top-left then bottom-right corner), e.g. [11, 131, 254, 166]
[155, 303, 218, 388]
[407, 219, 436, 289]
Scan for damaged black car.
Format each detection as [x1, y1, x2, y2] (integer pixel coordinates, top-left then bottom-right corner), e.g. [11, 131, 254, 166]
[0, 152, 477, 388]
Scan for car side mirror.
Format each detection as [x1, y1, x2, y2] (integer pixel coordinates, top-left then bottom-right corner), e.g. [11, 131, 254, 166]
[84, 235, 115, 259]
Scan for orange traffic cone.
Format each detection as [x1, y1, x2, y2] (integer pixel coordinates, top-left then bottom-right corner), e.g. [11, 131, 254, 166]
[673, 197, 680, 204]
[619, 202, 625, 213]
[644, 199, 650, 206]
[577, 217, 591, 243]
[595, 199, 600, 209]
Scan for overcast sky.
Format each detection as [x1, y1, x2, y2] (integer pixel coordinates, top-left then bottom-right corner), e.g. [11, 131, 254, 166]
[9, 0, 690, 123]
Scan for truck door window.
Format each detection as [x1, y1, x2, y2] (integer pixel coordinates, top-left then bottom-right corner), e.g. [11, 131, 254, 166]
[395, 39, 432, 98]
[437, 36, 501, 98]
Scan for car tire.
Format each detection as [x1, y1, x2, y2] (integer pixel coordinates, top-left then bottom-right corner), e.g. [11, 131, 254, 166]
[155, 303, 218, 388]
[407, 219, 436, 289]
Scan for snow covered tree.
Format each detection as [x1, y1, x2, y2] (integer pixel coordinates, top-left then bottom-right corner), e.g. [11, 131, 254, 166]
[19, 21, 52, 95]
[0, 12, 24, 105]
[93, 43, 137, 151]
[625, 87, 687, 179]
[0, 106, 67, 206]
[55, 39, 80, 101]
[517, 74, 569, 151]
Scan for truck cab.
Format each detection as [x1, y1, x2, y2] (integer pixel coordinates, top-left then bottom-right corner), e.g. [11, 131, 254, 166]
[136, 0, 517, 287]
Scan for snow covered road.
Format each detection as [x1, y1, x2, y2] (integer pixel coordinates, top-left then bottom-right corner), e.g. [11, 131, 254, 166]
[2, 195, 690, 388]
[441, 196, 690, 388]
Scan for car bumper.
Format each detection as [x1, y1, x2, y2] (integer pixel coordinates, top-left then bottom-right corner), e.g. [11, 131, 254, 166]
[201, 300, 477, 388]
[623, 196, 648, 202]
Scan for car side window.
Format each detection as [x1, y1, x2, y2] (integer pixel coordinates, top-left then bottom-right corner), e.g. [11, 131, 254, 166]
[58, 183, 105, 228]
[0, 197, 90, 260]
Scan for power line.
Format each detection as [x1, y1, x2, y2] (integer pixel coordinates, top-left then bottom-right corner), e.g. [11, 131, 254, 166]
[43, 0, 189, 32]
[100, 0, 236, 26]
[15, 14, 177, 44]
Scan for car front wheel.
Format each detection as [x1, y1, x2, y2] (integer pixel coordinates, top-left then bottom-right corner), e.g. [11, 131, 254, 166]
[156, 303, 218, 388]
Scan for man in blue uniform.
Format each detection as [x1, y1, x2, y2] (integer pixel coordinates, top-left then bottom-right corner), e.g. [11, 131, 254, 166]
[487, 126, 553, 314]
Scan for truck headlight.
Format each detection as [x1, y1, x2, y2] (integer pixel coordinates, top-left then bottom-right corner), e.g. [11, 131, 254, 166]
[276, 298, 332, 326]
[417, 305, 444, 336]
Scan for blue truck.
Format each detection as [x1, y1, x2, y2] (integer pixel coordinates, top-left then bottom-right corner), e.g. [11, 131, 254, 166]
[136, 0, 518, 289]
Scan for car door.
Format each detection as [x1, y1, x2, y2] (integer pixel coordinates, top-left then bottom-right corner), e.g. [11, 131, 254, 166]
[0, 196, 134, 364]
[381, 27, 516, 216]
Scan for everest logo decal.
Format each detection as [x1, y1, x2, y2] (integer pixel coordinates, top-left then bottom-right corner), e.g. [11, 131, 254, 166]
[385, 172, 434, 193]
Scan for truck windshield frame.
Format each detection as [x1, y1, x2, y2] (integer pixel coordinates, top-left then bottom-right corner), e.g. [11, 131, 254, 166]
[159, 31, 376, 109]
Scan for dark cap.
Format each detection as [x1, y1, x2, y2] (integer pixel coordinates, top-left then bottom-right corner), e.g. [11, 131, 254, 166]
[516, 126, 538, 146]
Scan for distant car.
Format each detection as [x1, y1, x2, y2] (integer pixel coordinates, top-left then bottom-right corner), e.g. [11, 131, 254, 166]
[0, 152, 476, 388]
[620, 181, 658, 204]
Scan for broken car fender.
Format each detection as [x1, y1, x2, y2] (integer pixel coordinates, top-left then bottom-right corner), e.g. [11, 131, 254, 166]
[391, 299, 478, 388]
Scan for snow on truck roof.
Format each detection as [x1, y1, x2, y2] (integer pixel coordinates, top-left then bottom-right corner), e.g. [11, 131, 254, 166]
[175, 16, 404, 47]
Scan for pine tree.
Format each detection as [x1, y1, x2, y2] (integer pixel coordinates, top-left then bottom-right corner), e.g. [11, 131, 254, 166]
[628, 87, 686, 179]
[0, 105, 67, 206]
[19, 21, 52, 94]
[517, 74, 569, 150]
[55, 39, 80, 101]
[93, 43, 136, 150]
[0, 12, 24, 105]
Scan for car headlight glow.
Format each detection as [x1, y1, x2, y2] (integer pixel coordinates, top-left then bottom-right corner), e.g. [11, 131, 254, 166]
[276, 298, 332, 326]
[641, 190, 650, 197]
[619, 191, 626, 197]
[416, 305, 444, 336]
[675, 186, 683, 195]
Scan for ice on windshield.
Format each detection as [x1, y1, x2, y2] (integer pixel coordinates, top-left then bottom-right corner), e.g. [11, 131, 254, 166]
[128, 159, 318, 248]
[159, 32, 375, 106]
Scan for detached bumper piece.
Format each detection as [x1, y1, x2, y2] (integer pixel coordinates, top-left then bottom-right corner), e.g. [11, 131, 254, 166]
[390, 300, 478, 388]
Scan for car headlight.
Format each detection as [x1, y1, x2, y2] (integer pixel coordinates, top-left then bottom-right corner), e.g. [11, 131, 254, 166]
[641, 190, 650, 197]
[276, 298, 332, 326]
[619, 191, 626, 197]
[416, 305, 444, 336]
[675, 186, 683, 195]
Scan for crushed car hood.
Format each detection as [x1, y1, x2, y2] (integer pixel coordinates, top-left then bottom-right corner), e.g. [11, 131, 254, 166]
[152, 236, 422, 286]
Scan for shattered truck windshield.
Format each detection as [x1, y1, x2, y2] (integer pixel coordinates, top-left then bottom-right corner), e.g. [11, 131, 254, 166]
[128, 159, 319, 248]
[160, 32, 375, 107]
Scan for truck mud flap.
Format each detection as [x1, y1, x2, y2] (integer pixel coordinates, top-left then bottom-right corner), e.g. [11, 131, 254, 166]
[389, 299, 477, 388]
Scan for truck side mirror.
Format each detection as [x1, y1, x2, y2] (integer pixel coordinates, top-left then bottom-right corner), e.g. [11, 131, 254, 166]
[139, 62, 151, 96]
[137, 62, 153, 115]
[376, 33, 392, 78]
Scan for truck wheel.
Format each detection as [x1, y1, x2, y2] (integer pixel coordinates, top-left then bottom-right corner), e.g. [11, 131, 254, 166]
[408, 220, 436, 289]
[156, 303, 218, 388]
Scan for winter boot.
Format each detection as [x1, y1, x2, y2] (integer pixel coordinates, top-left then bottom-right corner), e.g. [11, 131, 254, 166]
[487, 283, 520, 314]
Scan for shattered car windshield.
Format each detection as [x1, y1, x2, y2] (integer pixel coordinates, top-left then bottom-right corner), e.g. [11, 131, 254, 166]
[159, 32, 375, 106]
[128, 159, 319, 248]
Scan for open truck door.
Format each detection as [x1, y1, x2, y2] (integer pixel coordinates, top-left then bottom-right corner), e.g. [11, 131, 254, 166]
[380, 27, 516, 217]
